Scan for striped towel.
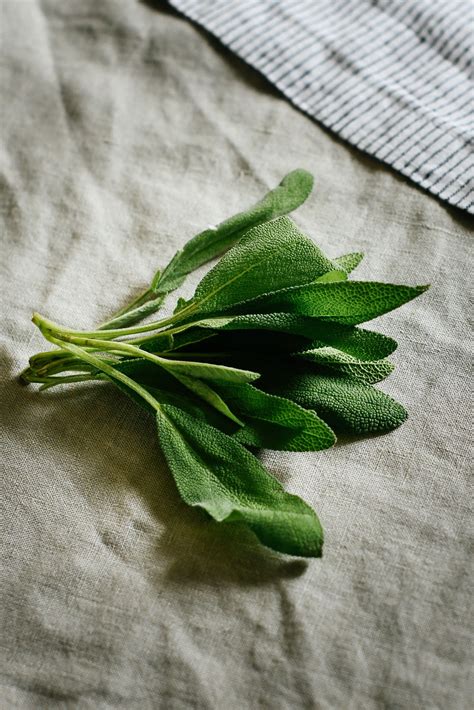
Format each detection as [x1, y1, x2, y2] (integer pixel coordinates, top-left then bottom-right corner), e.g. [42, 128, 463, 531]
[169, 0, 474, 213]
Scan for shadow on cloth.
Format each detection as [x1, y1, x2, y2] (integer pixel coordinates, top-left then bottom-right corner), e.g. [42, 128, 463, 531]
[140, 0, 281, 98]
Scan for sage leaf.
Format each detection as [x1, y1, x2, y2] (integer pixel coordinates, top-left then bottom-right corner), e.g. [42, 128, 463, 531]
[186, 314, 398, 360]
[113, 359, 238, 431]
[334, 252, 364, 274]
[313, 270, 347, 283]
[214, 382, 336, 451]
[262, 369, 407, 435]
[23, 168, 429, 559]
[229, 281, 429, 325]
[154, 169, 314, 295]
[158, 357, 260, 384]
[167, 372, 244, 425]
[156, 404, 324, 557]
[103, 170, 315, 329]
[187, 216, 337, 317]
[131, 352, 262, 418]
[296, 349, 395, 384]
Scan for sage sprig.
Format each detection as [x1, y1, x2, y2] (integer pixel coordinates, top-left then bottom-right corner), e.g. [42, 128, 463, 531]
[21, 170, 428, 558]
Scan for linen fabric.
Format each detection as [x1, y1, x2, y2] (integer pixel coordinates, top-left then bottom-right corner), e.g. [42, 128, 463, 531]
[1, 1, 472, 708]
[169, 0, 474, 213]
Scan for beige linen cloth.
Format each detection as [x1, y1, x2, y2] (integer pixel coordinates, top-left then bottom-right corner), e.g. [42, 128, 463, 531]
[1, 1, 472, 708]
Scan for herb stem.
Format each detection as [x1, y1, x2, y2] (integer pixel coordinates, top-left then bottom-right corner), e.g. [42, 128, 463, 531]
[130, 320, 197, 346]
[31, 302, 198, 340]
[152, 351, 230, 360]
[33, 313, 213, 386]
[100, 287, 153, 324]
[98, 292, 165, 330]
[37, 374, 99, 387]
[46, 337, 162, 412]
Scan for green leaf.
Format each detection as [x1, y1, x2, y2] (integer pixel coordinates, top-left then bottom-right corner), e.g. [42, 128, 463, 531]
[113, 354, 259, 420]
[177, 314, 398, 360]
[113, 359, 238, 430]
[333, 252, 364, 274]
[134, 330, 174, 353]
[188, 216, 337, 317]
[156, 404, 324, 557]
[154, 169, 315, 294]
[230, 281, 429, 325]
[102, 170, 316, 329]
[301, 322, 398, 360]
[99, 294, 165, 330]
[173, 296, 188, 314]
[168, 372, 244, 425]
[215, 382, 336, 451]
[296, 348, 395, 384]
[139, 328, 216, 354]
[158, 357, 260, 384]
[261, 369, 407, 435]
[313, 269, 347, 283]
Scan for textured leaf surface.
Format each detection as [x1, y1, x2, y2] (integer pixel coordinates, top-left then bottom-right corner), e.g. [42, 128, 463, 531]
[262, 370, 407, 435]
[302, 323, 398, 360]
[113, 360, 336, 450]
[314, 270, 347, 283]
[168, 373, 244, 425]
[110, 353, 260, 415]
[156, 404, 324, 557]
[154, 169, 314, 294]
[113, 359, 237, 429]
[158, 357, 260, 384]
[188, 216, 336, 316]
[215, 383, 336, 451]
[98, 294, 166, 330]
[297, 348, 395, 384]
[190, 314, 398, 359]
[334, 252, 364, 274]
[231, 281, 429, 324]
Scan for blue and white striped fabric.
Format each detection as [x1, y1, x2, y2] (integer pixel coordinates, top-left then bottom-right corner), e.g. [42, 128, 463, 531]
[170, 0, 474, 213]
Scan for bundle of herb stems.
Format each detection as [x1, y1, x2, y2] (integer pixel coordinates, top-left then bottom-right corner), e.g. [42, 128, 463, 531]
[21, 171, 428, 558]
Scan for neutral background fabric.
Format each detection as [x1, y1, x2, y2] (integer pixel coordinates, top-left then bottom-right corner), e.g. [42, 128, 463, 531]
[169, 0, 474, 213]
[1, 1, 472, 708]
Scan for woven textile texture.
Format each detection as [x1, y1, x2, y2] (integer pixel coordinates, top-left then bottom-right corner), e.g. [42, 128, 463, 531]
[169, 0, 474, 213]
[1, 1, 473, 708]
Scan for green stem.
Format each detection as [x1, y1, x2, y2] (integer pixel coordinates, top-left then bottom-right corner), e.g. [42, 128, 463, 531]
[33, 356, 85, 375]
[30, 350, 121, 379]
[27, 288, 162, 373]
[101, 287, 153, 323]
[131, 319, 198, 346]
[98, 291, 165, 330]
[29, 345, 109, 372]
[32, 302, 197, 340]
[33, 314, 203, 384]
[163, 351, 228, 359]
[33, 313, 249, 423]
[46, 337, 162, 412]
[36, 373, 99, 387]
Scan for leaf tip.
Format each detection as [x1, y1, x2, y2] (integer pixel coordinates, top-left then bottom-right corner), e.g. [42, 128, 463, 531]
[283, 168, 314, 198]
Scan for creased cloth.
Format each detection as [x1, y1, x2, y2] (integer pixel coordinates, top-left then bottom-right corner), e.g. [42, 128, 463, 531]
[169, 0, 474, 213]
[0, 1, 473, 709]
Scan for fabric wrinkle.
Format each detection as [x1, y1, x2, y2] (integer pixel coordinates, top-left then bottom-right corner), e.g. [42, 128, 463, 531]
[1, 1, 472, 708]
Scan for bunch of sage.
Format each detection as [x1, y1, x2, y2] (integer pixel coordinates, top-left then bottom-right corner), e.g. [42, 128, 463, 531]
[21, 170, 428, 558]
